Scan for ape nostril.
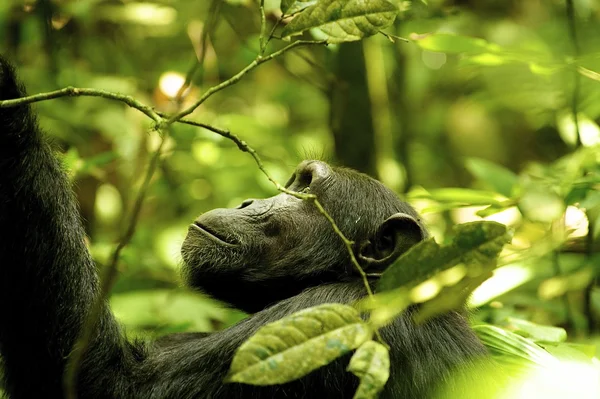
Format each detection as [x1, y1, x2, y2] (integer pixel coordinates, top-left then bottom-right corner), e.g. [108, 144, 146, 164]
[298, 170, 313, 187]
[237, 199, 254, 209]
[285, 160, 332, 191]
[298, 160, 330, 183]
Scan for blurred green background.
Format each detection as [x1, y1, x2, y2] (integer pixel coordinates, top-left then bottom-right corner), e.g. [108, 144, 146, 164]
[1, 0, 600, 374]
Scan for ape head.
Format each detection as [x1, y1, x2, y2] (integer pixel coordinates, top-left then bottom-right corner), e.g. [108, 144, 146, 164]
[181, 160, 426, 312]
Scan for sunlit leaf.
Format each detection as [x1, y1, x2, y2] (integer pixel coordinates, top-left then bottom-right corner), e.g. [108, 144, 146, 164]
[412, 271, 492, 324]
[464, 53, 508, 66]
[281, 0, 317, 15]
[348, 341, 390, 399]
[281, 0, 398, 43]
[474, 325, 559, 368]
[505, 318, 567, 343]
[226, 304, 371, 385]
[413, 33, 499, 54]
[518, 188, 565, 223]
[539, 342, 597, 364]
[528, 62, 560, 76]
[378, 221, 510, 291]
[578, 66, 600, 82]
[465, 158, 518, 198]
[363, 222, 509, 327]
[411, 188, 508, 206]
[97, 3, 177, 26]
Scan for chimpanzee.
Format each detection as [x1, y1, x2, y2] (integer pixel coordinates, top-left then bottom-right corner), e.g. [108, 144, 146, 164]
[0, 56, 487, 399]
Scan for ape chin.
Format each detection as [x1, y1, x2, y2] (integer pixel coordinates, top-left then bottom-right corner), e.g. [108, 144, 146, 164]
[0, 57, 487, 399]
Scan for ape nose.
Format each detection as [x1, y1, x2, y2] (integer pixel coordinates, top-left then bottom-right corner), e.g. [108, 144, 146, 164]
[306, 160, 330, 179]
[297, 160, 331, 185]
[236, 199, 254, 209]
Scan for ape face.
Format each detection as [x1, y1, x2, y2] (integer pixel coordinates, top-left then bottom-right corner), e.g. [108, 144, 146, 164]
[181, 160, 424, 312]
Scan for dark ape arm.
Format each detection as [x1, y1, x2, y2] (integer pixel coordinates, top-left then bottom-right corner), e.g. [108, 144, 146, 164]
[0, 58, 139, 397]
[0, 58, 359, 399]
[138, 283, 371, 398]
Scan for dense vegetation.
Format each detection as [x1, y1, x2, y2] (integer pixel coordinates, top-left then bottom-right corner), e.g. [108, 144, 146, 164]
[1, 0, 600, 397]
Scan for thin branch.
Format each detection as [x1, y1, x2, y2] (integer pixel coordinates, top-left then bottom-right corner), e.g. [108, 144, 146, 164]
[566, 0, 581, 147]
[168, 40, 326, 123]
[0, 87, 161, 122]
[261, 13, 285, 54]
[266, 17, 283, 48]
[378, 30, 409, 43]
[162, 115, 308, 196]
[259, 0, 267, 55]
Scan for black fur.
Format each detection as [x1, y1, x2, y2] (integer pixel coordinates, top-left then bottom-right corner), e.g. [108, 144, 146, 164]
[0, 57, 487, 399]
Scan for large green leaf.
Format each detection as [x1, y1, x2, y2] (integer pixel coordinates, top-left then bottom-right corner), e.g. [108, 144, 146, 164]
[226, 304, 371, 385]
[362, 222, 509, 327]
[348, 341, 390, 399]
[281, 0, 317, 15]
[378, 221, 510, 292]
[281, 0, 398, 43]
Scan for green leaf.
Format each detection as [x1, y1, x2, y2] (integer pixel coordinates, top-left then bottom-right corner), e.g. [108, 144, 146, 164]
[412, 271, 492, 324]
[226, 304, 371, 385]
[465, 158, 518, 198]
[363, 222, 509, 327]
[474, 325, 558, 368]
[518, 188, 565, 223]
[464, 53, 508, 66]
[378, 221, 510, 292]
[414, 33, 499, 54]
[281, 0, 398, 43]
[348, 341, 390, 399]
[578, 66, 600, 82]
[579, 191, 600, 209]
[281, 0, 317, 15]
[506, 318, 567, 343]
[539, 343, 596, 364]
[411, 188, 508, 206]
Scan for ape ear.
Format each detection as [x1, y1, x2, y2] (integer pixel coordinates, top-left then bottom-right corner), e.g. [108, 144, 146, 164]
[357, 213, 425, 272]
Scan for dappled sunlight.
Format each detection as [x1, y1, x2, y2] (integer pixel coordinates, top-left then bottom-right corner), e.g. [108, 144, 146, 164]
[469, 265, 533, 307]
[499, 360, 600, 399]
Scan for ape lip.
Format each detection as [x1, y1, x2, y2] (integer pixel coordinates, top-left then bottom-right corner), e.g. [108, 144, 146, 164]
[191, 222, 239, 245]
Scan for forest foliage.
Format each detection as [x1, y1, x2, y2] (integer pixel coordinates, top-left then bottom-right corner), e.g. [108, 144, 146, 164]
[1, 0, 600, 397]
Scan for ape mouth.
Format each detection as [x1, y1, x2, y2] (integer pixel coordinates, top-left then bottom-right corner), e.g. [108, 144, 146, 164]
[191, 222, 239, 246]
